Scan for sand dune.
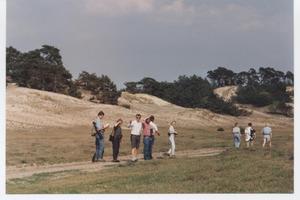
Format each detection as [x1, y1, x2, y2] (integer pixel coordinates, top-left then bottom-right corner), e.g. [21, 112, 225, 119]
[6, 85, 293, 131]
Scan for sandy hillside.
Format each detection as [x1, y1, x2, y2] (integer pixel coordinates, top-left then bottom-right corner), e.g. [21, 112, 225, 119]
[213, 86, 238, 102]
[6, 85, 293, 131]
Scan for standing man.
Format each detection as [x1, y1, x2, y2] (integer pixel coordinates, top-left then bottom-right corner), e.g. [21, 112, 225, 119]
[142, 117, 152, 160]
[92, 111, 109, 162]
[128, 114, 142, 162]
[262, 123, 272, 148]
[149, 115, 160, 159]
[232, 122, 241, 149]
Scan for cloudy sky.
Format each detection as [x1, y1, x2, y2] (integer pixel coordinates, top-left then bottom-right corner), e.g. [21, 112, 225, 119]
[7, 0, 293, 88]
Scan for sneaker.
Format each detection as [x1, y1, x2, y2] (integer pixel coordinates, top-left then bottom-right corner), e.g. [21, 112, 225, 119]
[131, 157, 137, 162]
[92, 153, 96, 162]
[98, 159, 106, 162]
[169, 155, 176, 159]
[112, 160, 120, 162]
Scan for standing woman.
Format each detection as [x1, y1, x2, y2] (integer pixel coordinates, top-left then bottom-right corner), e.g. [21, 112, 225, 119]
[167, 121, 177, 157]
[111, 119, 123, 162]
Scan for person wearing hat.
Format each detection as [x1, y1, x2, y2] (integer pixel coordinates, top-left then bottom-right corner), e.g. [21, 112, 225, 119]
[111, 119, 123, 162]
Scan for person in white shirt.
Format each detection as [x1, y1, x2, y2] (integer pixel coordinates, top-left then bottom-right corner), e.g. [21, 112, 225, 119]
[232, 122, 241, 149]
[149, 115, 160, 159]
[167, 121, 177, 157]
[262, 123, 272, 148]
[245, 122, 255, 148]
[128, 114, 142, 161]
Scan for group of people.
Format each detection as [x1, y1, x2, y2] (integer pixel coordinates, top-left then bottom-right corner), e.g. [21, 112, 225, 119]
[91, 110, 273, 163]
[232, 122, 273, 149]
[92, 111, 177, 162]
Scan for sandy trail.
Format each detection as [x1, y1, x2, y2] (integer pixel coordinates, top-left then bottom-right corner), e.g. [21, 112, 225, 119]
[6, 148, 225, 180]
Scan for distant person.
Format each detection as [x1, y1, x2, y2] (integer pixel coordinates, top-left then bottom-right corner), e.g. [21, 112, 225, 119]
[128, 114, 142, 162]
[111, 119, 123, 162]
[232, 122, 241, 148]
[142, 117, 152, 160]
[245, 122, 256, 148]
[149, 115, 160, 159]
[262, 123, 272, 148]
[167, 121, 177, 157]
[92, 111, 109, 162]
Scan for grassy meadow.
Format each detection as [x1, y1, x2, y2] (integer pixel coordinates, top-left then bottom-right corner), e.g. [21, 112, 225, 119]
[6, 125, 293, 193]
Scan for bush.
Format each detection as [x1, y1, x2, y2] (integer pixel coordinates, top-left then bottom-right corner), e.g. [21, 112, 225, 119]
[217, 127, 224, 131]
[268, 101, 293, 117]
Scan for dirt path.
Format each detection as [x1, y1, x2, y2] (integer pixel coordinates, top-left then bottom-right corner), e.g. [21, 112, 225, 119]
[6, 148, 225, 180]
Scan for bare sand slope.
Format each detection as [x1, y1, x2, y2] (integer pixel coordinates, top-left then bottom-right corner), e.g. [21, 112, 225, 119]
[6, 85, 292, 131]
[213, 86, 238, 102]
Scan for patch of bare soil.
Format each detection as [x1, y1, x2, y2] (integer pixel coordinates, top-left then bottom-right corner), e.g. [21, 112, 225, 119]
[6, 148, 225, 180]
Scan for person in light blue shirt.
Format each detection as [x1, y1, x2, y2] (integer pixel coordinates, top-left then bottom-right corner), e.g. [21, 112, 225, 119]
[262, 123, 272, 148]
[232, 122, 241, 148]
[92, 111, 106, 162]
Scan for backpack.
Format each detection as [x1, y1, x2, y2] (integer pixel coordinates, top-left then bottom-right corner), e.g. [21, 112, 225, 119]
[250, 128, 256, 139]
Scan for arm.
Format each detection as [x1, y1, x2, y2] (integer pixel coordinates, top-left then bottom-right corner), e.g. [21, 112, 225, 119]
[150, 122, 160, 136]
[128, 120, 133, 128]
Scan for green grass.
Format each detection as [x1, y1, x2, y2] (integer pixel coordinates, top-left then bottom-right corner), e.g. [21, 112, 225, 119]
[6, 127, 293, 193]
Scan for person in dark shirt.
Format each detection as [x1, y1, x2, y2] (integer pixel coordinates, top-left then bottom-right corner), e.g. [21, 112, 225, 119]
[111, 119, 123, 162]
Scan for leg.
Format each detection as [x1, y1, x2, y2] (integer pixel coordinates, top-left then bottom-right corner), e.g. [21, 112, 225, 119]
[95, 137, 101, 160]
[114, 139, 120, 160]
[233, 136, 238, 148]
[112, 139, 117, 160]
[168, 135, 172, 155]
[170, 134, 175, 155]
[262, 137, 266, 148]
[99, 139, 105, 159]
[144, 137, 151, 160]
[149, 136, 154, 159]
[237, 135, 241, 148]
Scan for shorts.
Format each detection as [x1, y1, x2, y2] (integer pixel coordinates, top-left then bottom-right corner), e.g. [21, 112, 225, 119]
[130, 134, 141, 149]
[263, 135, 271, 142]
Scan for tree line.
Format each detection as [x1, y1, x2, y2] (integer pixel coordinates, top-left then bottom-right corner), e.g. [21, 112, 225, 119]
[6, 45, 293, 117]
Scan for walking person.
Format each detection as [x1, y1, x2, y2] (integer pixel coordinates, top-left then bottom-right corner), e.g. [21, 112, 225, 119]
[92, 111, 109, 162]
[232, 122, 241, 149]
[149, 115, 160, 159]
[142, 117, 152, 160]
[111, 119, 123, 162]
[128, 114, 142, 162]
[167, 121, 177, 157]
[262, 123, 272, 148]
[245, 122, 256, 148]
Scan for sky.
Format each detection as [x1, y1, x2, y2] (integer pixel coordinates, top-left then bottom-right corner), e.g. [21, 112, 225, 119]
[6, 0, 293, 88]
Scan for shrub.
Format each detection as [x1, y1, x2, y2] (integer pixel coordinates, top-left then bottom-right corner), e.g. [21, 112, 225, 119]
[217, 127, 224, 131]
